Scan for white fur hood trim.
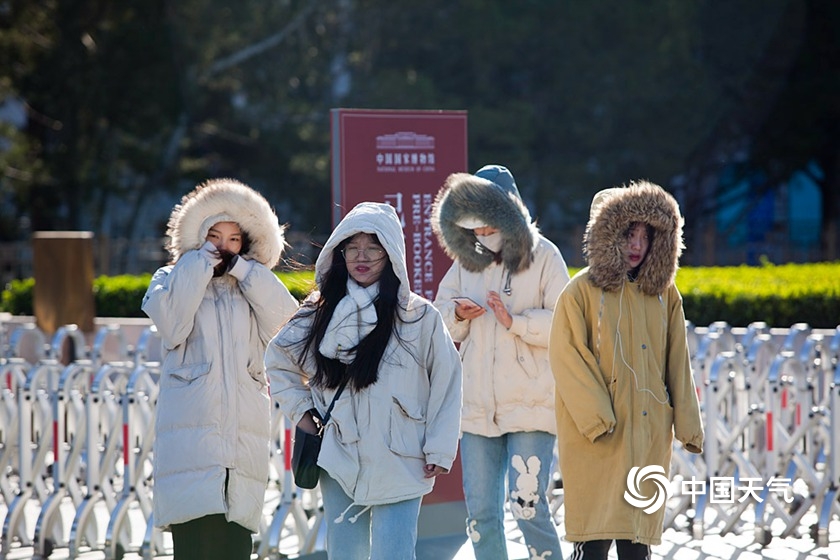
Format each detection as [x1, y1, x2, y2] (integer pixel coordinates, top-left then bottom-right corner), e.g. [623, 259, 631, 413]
[166, 178, 286, 267]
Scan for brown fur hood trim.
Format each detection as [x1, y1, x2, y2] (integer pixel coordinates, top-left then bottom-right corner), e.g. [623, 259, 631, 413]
[584, 181, 683, 295]
[431, 172, 539, 273]
[165, 178, 286, 267]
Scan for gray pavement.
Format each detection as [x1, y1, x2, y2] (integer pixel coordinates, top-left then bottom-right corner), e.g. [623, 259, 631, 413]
[522, 509, 837, 560]
[432, 499, 840, 560]
[2, 497, 838, 559]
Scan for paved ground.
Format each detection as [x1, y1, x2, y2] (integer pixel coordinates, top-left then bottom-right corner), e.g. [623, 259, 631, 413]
[483, 505, 840, 560]
[434, 508, 840, 560]
[2, 497, 838, 559]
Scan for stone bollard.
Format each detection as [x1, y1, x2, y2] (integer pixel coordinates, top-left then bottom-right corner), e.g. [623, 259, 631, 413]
[32, 231, 96, 335]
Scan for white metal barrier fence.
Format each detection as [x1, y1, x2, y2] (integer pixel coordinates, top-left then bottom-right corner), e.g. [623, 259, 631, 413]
[1, 319, 838, 558]
[0, 321, 324, 559]
[662, 321, 840, 547]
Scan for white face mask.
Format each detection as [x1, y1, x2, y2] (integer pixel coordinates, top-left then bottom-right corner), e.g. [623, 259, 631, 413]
[476, 232, 503, 253]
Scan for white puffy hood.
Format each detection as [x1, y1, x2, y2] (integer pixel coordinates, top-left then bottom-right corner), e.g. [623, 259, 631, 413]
[315, 202, 411, 304]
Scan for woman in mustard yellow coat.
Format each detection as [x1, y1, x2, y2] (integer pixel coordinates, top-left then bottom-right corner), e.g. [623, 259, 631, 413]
[549, 181, 704, 560]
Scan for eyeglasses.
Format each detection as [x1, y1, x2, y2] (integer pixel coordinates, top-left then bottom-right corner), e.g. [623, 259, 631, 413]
[341, 247, 386, 261]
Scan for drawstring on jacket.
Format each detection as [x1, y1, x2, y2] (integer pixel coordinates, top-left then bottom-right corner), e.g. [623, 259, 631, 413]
[335, 503, 373, 524]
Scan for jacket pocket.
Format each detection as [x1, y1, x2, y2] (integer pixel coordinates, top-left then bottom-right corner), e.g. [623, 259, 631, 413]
[246, 360, 268, 387]
[513, 337, 539, 379]
[330, 405, 360, 444]
[388, 395, 426, 459]
[164, 362, 211, 388]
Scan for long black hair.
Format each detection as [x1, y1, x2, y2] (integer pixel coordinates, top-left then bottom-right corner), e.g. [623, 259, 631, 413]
[293, 234, 407, 390]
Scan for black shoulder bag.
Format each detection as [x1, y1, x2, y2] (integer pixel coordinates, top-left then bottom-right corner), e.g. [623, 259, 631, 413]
[291, 379, 349, 489]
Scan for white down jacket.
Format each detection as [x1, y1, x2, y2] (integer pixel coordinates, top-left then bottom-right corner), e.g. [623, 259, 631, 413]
[265, 202, 462, 505]
[435, 239, 570, 436]
[142, 179, 298, 533]
[431, 169, 571, 437]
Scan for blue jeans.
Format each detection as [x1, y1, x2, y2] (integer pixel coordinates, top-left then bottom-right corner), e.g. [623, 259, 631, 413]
[461, 431, 562, 560]
[320, 472, 422, 560]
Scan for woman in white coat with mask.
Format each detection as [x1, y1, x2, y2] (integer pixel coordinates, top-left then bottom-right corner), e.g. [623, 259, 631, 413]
[432, 165, 570, 560]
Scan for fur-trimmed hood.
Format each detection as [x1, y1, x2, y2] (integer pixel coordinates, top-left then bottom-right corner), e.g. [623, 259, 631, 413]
[165, 178, 286, 268]
[584, 180, 684, 295]
[431, 167, 539, 274]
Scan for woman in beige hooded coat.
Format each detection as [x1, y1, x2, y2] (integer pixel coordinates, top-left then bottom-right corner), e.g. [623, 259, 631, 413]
[549, 181, 704, 559]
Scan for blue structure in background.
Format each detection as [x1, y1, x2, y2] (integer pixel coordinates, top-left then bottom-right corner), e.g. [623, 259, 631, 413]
[788, 161, 822, 247]
[716, 162, 822, 264]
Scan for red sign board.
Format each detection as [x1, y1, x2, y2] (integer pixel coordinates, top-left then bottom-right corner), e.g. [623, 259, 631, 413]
[330, 108, 468, 301]
[330, 109, 468, 509]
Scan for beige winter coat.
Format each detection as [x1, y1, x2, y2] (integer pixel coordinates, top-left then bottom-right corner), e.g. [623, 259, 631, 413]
[549, 181, 704, 546]
[435, 238, 570, 436]
[431, 171, 570, 436]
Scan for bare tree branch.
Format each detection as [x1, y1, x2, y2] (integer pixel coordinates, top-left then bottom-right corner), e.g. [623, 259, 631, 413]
[197, 2, 316, 82]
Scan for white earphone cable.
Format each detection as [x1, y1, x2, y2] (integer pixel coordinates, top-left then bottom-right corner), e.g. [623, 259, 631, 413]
[610, 282, 671, 406]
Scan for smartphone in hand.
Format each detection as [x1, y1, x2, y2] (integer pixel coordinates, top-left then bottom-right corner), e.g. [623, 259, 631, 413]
[452, 296, 483, 310]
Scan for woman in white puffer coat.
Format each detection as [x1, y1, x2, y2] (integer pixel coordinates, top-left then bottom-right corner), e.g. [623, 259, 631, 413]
[265, 202, 462, 560]
[431, 165, 570, 560]
[142, 178, 298, 560]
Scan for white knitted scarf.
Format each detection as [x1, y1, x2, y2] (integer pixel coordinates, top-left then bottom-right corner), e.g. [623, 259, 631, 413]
[319, 279, 379, 364]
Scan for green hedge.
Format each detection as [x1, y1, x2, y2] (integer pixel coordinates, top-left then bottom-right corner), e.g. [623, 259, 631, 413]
[674, 262, 840, 329]
[2, 264, 838, 328]
[1, 271, 316, 319]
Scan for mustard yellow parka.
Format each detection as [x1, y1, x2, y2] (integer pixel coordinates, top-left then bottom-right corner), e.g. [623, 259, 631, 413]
[549, 181, 704, 546]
